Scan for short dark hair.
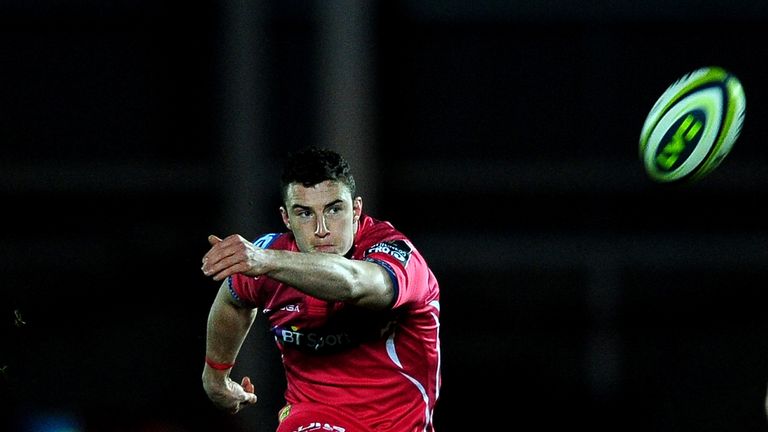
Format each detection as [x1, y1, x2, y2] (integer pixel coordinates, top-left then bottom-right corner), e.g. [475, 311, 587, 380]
[280, 146, 356, 203]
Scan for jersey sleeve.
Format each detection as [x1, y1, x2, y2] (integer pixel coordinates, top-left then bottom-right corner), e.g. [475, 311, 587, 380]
[227, 273, 258, 308]
[362, 238, 428, 309]
[227, 232, 282, 308]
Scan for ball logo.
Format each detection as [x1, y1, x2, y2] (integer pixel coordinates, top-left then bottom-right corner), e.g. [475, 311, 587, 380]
[639, 66, 746, 183]
[655, 110, 704, 171]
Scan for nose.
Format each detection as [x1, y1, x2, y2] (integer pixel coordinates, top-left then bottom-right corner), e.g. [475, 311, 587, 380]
[314, 215, 329, 237]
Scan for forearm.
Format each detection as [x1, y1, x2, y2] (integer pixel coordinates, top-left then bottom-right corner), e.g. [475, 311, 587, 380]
[266, 249, 392, 309]
[201, 283, 260, 413]
[204, 284, 256, 372]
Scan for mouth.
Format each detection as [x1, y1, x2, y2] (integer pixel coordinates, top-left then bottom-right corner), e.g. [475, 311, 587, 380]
[313, 245, 337, 253]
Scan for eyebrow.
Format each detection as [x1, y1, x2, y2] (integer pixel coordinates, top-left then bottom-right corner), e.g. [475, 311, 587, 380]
[290, 199, 344, 211]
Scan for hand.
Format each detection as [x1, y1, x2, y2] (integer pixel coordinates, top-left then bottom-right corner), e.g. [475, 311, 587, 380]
[204, 374, 258, 414]
[201, 234, 269, 281]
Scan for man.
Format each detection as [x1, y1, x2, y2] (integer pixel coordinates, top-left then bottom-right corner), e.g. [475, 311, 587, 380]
[200, 146, 441, 431]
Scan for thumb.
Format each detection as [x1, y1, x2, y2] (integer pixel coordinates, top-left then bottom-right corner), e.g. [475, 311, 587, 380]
[208, 234, 222, 245]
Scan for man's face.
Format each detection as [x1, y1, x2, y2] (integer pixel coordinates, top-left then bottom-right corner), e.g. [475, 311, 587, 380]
[280, 180, 362, 255]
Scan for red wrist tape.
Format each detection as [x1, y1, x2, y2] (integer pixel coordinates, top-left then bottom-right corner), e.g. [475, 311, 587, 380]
[205, 356, 235, 370]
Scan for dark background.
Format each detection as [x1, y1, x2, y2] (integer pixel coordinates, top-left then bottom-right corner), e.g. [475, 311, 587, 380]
[2, 1, 768, 431]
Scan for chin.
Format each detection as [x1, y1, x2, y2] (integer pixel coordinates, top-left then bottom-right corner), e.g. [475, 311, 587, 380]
[314, 245, 338, 253]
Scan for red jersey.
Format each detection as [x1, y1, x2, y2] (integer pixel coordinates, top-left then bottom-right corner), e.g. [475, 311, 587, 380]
[229, 214, 441, 431]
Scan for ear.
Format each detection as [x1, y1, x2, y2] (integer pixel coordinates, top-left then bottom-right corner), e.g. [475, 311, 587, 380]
[352, 197, 363, 222]
[279, 206, 291, 230]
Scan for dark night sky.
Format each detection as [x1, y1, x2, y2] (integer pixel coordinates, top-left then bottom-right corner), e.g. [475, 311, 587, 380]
[2, 1, 768, 431]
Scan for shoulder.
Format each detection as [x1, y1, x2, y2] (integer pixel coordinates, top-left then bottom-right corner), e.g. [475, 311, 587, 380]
[355, 215, 417, 265]
[251, 232, 294, 250]
[356, 214, 408, 245]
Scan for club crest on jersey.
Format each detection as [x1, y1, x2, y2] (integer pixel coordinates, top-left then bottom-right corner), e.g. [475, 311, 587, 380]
[365, 240, 412, 266]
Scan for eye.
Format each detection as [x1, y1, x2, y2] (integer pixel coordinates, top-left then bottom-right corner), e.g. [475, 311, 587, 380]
[295, 210, 312, 218]
[327, 205, 343, 215]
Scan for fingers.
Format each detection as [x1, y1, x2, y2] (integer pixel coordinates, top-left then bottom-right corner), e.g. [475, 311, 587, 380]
[202, 234, 261, 281]
[241, 376, 254, 393]
[202, 234, 235, 279]
[203, 235, 239, 263]
[230, 397, 257, 415]
[240, 376, 257, 403]
[240, 376, 258, 406]
[202, 235, 221, 268]
[216, 376, 258, 414]
[203, 255, 247, 281]
[230, 377, 257, 413]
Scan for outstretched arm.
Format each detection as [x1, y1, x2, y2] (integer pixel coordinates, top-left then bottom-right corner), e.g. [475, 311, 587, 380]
[202, 281, 258, 414]
[201, 234, 395, 310]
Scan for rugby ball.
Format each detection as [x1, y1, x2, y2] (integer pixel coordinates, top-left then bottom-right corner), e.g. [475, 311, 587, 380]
[639, 66, 746, 183]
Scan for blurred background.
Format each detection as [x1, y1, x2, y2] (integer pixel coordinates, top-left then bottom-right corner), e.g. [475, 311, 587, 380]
[2, 0, 768, 431]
